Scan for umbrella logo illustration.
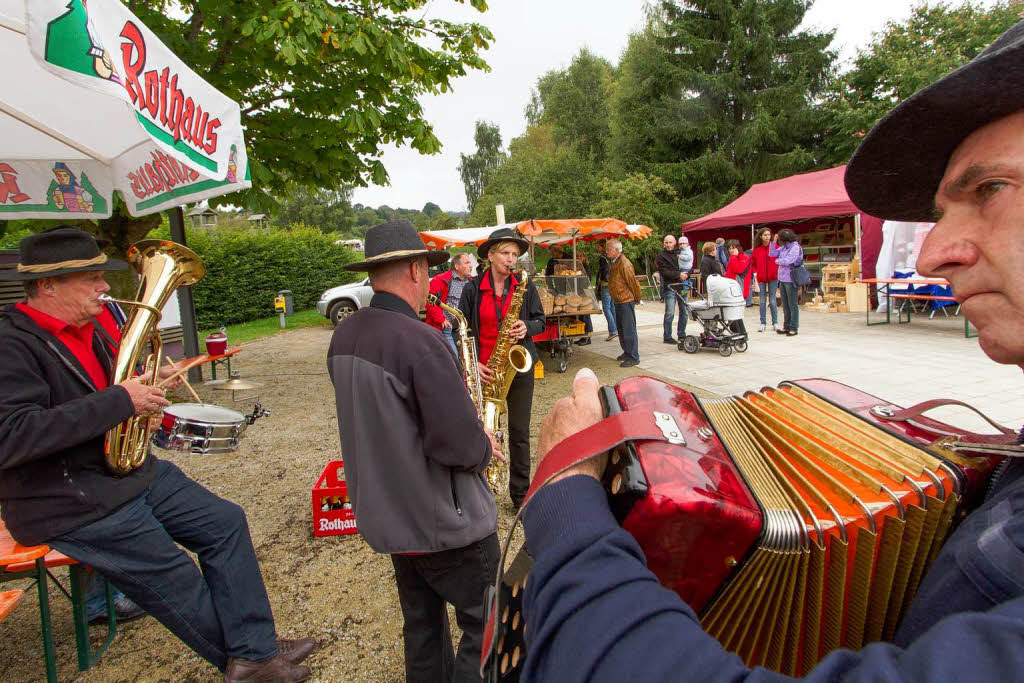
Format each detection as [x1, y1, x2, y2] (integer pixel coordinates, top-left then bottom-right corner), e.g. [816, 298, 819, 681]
[44, 0, 120, 84]
[51, 162, 95, 213]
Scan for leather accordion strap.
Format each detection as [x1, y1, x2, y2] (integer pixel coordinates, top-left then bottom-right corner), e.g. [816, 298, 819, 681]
[874, 398, 1019, 445]
[521, 409, 670, 509]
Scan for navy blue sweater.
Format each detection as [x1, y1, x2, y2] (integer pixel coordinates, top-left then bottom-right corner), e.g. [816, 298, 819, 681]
[521, 464, 1024, 682]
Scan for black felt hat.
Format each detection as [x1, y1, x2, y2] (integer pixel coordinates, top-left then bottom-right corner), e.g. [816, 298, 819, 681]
[476, 227, 530, 260]
[343, 219, 450, 272]
[0, 226, 128, 281]
[845, 20, 1024, 221]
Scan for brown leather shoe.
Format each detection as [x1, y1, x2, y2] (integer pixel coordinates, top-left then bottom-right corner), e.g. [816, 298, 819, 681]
[277, 637, 319, 665]
[223, 656, 311, 682]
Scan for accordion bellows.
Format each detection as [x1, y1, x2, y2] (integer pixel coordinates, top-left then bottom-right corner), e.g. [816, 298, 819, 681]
[486, 377, 999, 680]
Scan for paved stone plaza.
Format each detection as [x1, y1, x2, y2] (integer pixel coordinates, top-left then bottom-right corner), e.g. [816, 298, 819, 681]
[577, 300, 1023, 433]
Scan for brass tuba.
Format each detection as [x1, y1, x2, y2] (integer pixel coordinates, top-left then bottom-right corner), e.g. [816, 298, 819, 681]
[104, 240, 205, 474]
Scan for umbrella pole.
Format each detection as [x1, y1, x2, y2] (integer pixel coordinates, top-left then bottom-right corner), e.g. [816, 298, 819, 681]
[168, 207, 202, 383]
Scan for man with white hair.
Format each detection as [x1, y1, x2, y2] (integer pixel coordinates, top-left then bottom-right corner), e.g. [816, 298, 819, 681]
[605, 239, 642, 367]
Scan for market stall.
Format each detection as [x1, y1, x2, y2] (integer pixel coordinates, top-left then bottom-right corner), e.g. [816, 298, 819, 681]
[419, 218, 651, 372]
[680, 166, 883, 303]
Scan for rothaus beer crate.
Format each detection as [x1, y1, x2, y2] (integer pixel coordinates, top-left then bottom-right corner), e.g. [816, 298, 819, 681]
[312, 460, 358, 537]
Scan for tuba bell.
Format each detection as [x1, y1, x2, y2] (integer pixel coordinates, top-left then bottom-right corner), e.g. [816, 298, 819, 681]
[104, 240, 205, 475]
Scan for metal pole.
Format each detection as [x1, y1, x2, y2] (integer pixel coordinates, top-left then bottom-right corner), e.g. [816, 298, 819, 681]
[854, 213, 862, 276]
[168, 207, 202, 383]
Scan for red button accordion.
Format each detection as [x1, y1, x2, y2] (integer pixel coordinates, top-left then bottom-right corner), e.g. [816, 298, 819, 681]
[483, 377, 1003, 680]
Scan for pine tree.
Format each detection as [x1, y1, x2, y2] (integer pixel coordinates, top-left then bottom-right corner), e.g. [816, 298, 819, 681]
[627, 0, 835, 217]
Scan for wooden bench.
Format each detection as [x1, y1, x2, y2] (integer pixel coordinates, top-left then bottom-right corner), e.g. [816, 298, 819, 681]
[0, 588, 25, 621]
[0, 522, 117, 681]
[887, 293, 975, 337]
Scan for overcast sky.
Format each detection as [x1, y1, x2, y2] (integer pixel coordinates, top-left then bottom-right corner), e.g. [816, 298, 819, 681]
[351, 0, 1000, 214]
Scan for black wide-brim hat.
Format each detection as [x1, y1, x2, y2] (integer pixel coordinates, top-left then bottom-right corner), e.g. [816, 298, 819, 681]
[845, 20, 1024, 222]
[343, 219, 450, 272]
[0, 226, 129, 281]
[477, 227, 530, 260]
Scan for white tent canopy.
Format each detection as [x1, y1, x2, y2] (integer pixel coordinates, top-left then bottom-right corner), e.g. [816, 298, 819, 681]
[0, 0, 250, 219]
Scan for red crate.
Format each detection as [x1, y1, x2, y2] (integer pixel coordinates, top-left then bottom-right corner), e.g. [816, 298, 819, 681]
[312, 460, 358, 537]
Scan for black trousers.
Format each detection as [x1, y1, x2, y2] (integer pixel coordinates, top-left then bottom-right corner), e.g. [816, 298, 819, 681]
[390, 533, 499, 683]
[506, 367, 534, 505]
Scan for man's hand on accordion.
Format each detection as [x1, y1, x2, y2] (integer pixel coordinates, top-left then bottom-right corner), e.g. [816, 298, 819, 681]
[538, 368, 607, 485]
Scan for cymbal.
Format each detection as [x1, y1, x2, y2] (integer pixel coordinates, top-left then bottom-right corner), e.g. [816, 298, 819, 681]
[209, 378, 264, 391]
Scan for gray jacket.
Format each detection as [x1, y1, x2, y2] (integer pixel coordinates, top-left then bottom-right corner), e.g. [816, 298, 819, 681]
[327, 291, 497, 554]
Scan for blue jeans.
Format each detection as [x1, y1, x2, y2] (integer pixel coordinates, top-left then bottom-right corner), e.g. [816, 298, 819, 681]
[759, 279, 779, 325]
[663, 283, 688, 340]
[85, 574, 124, 620]
[52, 460, 277, 670]
[614, 301, 639, 361]
[780, 281, 800, 332]
[441, 326, 461, 366]
[600, 289, 617, 335]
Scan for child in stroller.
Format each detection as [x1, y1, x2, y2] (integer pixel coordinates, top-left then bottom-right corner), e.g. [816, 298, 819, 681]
[675, 274, 749, 357]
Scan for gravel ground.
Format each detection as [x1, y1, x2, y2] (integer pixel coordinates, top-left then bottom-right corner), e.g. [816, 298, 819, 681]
[1, 325, 703, 682]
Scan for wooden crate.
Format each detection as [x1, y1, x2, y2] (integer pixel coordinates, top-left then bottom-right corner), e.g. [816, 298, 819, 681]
[846, 283, 868, 313]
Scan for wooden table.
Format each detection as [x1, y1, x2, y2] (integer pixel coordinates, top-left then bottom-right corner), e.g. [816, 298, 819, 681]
[858, 278, 975, 337]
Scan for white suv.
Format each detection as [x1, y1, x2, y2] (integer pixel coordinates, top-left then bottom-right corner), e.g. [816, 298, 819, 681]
[316, 278, 373, 326]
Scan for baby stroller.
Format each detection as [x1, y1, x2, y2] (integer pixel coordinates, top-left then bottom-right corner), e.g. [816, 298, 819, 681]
[675, 274, 749, 357]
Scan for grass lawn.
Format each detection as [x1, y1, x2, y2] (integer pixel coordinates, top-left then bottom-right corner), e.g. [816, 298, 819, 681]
[198, 308, 330, 346]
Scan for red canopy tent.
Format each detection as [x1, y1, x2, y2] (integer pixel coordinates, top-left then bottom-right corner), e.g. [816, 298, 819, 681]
[680, 166, 884, 279]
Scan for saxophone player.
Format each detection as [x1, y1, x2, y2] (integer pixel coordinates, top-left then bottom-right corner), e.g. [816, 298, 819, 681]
[327, 219, 502, 683]
[0, 227, 317, 682]
[458, 228, 546, 509]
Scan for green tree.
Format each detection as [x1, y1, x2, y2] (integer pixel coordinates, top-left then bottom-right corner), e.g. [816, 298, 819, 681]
[821, 1, 1021, 164]
[618, 0, 835, 218]
[591, 173, 678, 267]
[274, 186, 356, 232]
[458, 121, 505, 210]
[477, 124, 600, 224]
[528, 48, 615, 162]
[90, 0, 493, 249]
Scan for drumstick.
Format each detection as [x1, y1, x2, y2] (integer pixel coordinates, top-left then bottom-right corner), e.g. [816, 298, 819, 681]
[155, 354, 208, 388]
[164, 356, 203, 403]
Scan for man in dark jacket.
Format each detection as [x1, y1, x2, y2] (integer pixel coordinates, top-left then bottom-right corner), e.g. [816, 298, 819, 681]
[328, 220, 501, 682]
[594, 238, 617, 341]
[458, 228, 546, 509]
[516, 21, 1024, 682]
[654, 234, 686, 344]
[0, 227, 315, 682]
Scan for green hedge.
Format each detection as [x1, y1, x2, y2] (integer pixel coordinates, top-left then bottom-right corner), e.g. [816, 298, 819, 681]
[184, 225, 360, 328]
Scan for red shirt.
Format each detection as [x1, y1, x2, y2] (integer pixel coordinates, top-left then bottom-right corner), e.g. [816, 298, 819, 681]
[477, 270, 519, 365]
[16, 302, 121, 390]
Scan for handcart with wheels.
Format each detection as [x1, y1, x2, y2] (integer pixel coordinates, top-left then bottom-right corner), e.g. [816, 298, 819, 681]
[532, 270, 601, 373]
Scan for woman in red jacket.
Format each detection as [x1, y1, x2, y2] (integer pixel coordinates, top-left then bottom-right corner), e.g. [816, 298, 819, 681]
[749, 227, 779, 332]
[724, 239, 752, 302]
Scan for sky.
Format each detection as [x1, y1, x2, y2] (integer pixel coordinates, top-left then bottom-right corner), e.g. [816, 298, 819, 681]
[351, 0, 1002, 214]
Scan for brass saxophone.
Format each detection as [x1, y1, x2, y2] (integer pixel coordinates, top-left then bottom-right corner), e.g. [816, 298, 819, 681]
[481, 270, 531, 494]
[427, 293, 483, 419]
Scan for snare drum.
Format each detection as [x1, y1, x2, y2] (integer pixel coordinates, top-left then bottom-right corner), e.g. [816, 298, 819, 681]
[152, 403, 248, 454]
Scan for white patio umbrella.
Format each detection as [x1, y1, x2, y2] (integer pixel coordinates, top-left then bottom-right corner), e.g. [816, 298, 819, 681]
[0, 0, 250, 220]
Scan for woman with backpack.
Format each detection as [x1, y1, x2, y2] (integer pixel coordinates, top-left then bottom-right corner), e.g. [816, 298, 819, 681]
[769, 228, 803, 336]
